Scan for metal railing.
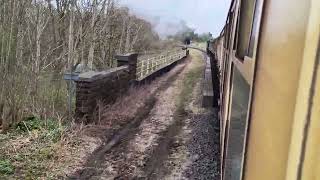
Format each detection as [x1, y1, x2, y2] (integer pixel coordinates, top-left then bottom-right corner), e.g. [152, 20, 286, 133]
[136, 49, 186, 81]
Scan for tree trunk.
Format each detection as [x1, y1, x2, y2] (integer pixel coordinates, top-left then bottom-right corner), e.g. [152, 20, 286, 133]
[125, 18, 131, 53]
[87, 0, 98, 69]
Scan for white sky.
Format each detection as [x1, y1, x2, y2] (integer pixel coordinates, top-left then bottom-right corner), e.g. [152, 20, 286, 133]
[119, 0, 231, 37]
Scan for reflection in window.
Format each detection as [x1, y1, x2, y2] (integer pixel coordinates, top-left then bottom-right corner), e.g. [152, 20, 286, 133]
[224, 67, 250, 180]
[233, 11, 240, 51]
[248, 0, 264, 57]
[235, 0, 256, 59]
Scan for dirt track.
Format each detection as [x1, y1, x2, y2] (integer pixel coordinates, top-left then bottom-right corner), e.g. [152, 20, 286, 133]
[69, 51, 220, 180]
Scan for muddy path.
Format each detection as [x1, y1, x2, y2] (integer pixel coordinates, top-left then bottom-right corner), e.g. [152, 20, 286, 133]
[139, 51, 220, 180]
[68, 51, 220, 180]
[140, 105, 188, 179]
[69, 58, 189, 179]
[70, 97, 157, 179]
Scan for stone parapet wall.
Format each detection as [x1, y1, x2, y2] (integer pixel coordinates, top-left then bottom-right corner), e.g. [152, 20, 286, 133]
[74, 51, 188, 123]
[75, 66, 131, 123]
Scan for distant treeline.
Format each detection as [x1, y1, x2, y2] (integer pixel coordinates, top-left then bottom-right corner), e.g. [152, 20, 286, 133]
[167, 25, 213, 43]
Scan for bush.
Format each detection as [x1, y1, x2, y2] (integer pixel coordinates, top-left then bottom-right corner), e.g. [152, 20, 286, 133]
[15, 117, 43, 132]
[14, 117, 63, 142]
[0, 160, 14, 175]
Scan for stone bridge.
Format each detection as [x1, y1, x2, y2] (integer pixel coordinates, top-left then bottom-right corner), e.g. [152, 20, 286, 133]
[75, 49, 189, 122]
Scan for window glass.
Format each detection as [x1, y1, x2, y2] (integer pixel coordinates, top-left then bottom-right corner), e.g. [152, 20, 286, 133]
[233, 10, 240, 51]
[228, 12, 234, 50]
[248, 0, 264, 57]
[236, 0, 256, 59]
[224, 22, 230, 49]
[224, 67, 250, 180]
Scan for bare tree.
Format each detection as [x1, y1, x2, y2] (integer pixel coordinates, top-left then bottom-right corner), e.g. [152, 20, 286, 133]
[0, 0, 164, 131]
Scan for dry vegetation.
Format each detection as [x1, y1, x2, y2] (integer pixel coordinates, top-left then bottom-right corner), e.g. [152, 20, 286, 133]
[0, 0, 180, 178]
[0, 0, 169, 131]
[0, 73, 173, 179]
[0, 117, 105, 178]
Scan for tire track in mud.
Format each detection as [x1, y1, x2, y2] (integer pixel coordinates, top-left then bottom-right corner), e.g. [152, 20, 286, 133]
[138, 53, 203, 179]
[70, 97, 157, 179]
[69, 60, 189, 180]
[139, 107, 189, 179]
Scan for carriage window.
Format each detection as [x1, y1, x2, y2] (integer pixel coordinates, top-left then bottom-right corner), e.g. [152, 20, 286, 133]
[224, 67, 251, 180]
[224, 11, 235, 50]
[235, 0, 256, 59]
[233, 11, 240, 51]
[228, 12, 235, 50]
[248, 0, 264, 57]
[224, 22, 231, 49]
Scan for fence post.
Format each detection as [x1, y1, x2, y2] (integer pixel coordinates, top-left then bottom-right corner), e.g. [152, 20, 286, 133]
[115, 53, 138, 81]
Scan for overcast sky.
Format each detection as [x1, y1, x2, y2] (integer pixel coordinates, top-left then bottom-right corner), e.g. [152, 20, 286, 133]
[119, 0, 231, 37]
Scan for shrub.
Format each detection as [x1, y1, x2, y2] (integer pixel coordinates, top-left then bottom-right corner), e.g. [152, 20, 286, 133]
[15, 117, 63, 142]
[0, 159, 14, 175]
[15, 117, 43, 132]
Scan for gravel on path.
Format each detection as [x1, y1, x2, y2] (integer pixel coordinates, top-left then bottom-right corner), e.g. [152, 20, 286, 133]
[182, 109, 220, 180]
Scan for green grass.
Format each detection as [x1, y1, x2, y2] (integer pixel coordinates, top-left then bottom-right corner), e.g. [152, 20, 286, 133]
[15, 117, 63, 143]
[0, 160, 14, 175]
[176, 51, 203, 111]
[0, 117, 66, 178]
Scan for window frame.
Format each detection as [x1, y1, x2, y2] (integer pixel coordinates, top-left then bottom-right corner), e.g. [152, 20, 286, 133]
[233, 0, 264, 61]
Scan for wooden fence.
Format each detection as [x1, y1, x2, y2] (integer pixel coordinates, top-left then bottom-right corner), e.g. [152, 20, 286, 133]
[136, 49, 186, 81]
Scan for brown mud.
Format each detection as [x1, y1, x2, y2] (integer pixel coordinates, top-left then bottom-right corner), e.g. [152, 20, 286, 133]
[69, 59, 189, 179]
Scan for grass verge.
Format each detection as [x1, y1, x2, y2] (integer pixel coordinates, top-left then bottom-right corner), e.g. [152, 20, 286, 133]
[176, 50, 204, 111]
[0, 117, 87, 179]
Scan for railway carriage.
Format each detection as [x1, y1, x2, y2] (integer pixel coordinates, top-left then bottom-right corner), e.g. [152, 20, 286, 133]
[208, 0, 320, 179]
